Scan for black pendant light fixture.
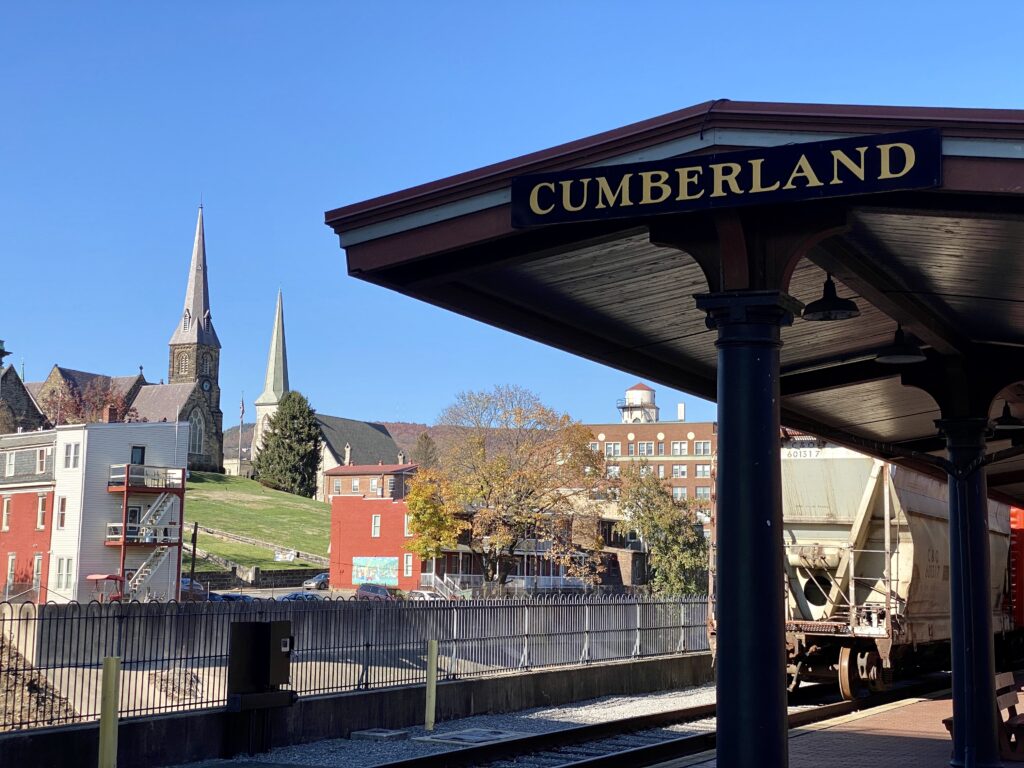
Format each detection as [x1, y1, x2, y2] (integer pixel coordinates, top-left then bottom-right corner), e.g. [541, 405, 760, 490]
[875, 324, 927, 365]
[994, 401, 1024, 432]
[802, 273, 860, 321]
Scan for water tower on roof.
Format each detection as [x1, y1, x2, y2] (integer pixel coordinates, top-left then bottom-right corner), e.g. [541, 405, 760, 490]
[618, 383, 659, 423]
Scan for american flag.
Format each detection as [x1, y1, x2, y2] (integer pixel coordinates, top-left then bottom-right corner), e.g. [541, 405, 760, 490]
[240, 395, 245, 421]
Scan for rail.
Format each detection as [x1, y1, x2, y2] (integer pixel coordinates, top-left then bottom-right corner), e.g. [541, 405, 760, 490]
[0, 595, 708, 731]
[108, 464, 185, 489]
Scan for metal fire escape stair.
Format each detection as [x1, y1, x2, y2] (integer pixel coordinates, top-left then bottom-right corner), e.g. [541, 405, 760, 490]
[135, 493, 178, 540]
[126, 546, 171, 599]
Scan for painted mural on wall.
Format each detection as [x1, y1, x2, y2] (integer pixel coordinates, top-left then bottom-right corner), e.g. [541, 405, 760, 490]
[352, 556, 399, 586]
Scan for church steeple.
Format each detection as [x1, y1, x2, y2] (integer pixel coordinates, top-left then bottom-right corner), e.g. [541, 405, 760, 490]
[169, 206, 220, 349]
[251, 291, 291, 460]
[256, 290, 289, 406]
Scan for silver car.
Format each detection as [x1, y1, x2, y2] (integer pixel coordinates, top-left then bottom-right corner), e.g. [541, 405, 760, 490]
[302, 573, 330, 590]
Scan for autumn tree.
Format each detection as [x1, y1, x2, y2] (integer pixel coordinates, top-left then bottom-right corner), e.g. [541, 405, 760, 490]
[406, 385, 607, 588]
[615, 462, 708, 596]
[252, 391, 323, 497]
[38, 378, 137, 426]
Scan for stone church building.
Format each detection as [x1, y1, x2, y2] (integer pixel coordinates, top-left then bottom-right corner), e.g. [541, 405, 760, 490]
[14, 208, 225, 471]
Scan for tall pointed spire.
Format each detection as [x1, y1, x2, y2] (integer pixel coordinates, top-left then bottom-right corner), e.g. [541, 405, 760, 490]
[169, 206, 221, 348]
[255, 290, 289, 406]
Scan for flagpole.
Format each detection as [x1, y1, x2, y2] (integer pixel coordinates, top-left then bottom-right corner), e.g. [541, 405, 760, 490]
[239, 392, 245, 476]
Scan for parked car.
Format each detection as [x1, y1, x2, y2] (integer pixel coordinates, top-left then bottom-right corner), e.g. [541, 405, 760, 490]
[218, 593, 255, 603]
[407, 590, 444, 601]
[179, 578, 208, 601]
[206, 592, 226, 602]
[302, 573, 330, 591]
[355, 584, 403, 601]
[277, 591, 323, 602]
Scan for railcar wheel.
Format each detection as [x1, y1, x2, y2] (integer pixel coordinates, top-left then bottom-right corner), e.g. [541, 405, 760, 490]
[838, 647, 857, 700]
[863, 652, 890, 693]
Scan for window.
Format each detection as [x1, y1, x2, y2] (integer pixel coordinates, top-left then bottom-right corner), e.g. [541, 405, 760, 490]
[696, 464, 712, 478]
[56, 558, 65, 590]
[201, 355, 211, 376]
[130, 445, 145, 465]
[657, 464, 665, 479]
[606, 465, 621, 479]
[604, 442, 621, 457]
[178, 352, 190, 375]
[672, 464, 687, 478]
[350, 479, 359, 493]
[371, 515, 381, 537]
[696, 486, 712, 500]
[370, 478, 379, 494]
[627, 443, 635, 456]
[65, 558, 73, 590]
[36, 449, 46, 474]
[36, 496, 46, 529]
[589, 442, 599, 452]
[404, 514, 412, 537]
[1, 498, 9, 530]
[657, 442, 665, 456]
[32, 554, 42, 590]
[64, 443, 81, 469]
[332, 479, 341, 494]
[182, 310, 191, 332]
[404, 553, 414, 577]
[672, 487, 687, 501]
[671, 441, 688, 456]
[6, 554, 15, 587]
[638, 441, 654, 456]
[188, 409, 205, 455]
[4, 452, 14, 476]
[387, 477, 396, 495]
[57, 497, 66, 529]
[695, 441, 712, 456]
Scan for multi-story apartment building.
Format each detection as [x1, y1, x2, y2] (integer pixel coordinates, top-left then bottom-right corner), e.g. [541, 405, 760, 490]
[0, 422, 188, 603]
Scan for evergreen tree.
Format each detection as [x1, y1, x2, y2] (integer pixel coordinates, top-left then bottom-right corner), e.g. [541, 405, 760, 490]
[252, 391, 322, 497]
[410, 431, 438, 468]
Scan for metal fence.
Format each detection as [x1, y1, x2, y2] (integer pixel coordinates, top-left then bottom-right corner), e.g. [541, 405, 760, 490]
[0, 595, 708, 732]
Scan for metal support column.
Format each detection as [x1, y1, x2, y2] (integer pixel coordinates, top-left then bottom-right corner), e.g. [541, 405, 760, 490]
[938, 417, 1000, 768]
[696, 289, 799, 768]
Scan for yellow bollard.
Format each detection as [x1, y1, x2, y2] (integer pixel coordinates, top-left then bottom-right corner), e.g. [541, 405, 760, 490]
[425, 639, 438, 732]
[98, 656, 120, 768]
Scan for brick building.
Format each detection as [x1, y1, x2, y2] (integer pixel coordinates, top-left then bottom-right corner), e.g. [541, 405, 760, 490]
[0, 422, 188, 603]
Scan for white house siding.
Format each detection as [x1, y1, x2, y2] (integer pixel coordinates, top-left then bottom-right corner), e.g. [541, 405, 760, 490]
[49, 426, 88, 603]
[55, 422, 189, 603]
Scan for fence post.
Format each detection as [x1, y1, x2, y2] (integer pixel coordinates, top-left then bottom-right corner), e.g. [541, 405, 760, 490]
[579, 601, 590, 664]
[98, 656, 120, 768]
[632, 600, 641, 658]
[678, 599, 687, 653]
[357, 602, 371, 689]
[425, 639, 438, 731]
[449, 605, 459, 679]
[518, 602, 530, 669]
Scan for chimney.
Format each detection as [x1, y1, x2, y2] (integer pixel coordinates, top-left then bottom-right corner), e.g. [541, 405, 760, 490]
[397, 450, 407, 464]
[677, 402, 686, 421]
[343, 442, 352, 466]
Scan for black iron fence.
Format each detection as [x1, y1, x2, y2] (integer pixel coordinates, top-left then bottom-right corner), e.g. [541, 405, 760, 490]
[0, 595, 709, 732]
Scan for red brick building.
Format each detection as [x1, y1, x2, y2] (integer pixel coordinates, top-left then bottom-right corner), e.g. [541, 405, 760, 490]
[0, 431, 55, 602]
[328, 463, 423, 591]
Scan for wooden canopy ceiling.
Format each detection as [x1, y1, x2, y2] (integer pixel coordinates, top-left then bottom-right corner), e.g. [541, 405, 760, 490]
[325, 101, 1024, 503]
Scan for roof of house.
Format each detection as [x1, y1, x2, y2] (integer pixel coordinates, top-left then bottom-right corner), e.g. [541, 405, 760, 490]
[27, 368, 144, 399]
[130, 383, 195, 422]
[627, 383, 654, 392]
[316, 414, 400, 465]
[325, 463, 418, 476]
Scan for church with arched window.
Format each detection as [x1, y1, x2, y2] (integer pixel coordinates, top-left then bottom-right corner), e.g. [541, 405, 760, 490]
[22, 207, 225, 471]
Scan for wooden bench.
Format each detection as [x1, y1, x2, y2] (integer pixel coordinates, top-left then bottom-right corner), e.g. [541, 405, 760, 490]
[943, 671, 1024, 761]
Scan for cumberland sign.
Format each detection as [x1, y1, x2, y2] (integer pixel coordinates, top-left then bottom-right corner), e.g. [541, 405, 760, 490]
[510, 129, 941, 227]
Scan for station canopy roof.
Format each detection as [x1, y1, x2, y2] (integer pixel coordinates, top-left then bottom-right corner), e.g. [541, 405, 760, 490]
[325, 101, 1024, 504]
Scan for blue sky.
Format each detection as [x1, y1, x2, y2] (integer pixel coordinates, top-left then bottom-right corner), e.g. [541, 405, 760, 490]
[2, 3, 1021, 428]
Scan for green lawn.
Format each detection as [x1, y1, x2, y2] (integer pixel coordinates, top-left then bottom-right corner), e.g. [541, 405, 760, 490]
[184, 472, 330, 556]
[190, 537, 321, 570]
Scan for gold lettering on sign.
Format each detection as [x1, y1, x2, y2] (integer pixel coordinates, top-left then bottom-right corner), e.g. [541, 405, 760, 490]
[595, 174, 634, 209]
[749, 158, 781, 193]
[639, 171, 672, 205]
[560, 178, 591, 212]
[529, 182, 556, 215]
[675, 166, 704, 200]
[830, 147, 868, 185]
[783, 154, 824, 189]
[710, 163, 743, 198]
[878, 142, 916, 179]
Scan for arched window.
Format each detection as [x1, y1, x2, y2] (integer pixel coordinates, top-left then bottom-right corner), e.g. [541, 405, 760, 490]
[178, 353, 190, 375]
[201, 354, 211, 376]
[189, 409, 205, 455]
[182, 311, 191, 332]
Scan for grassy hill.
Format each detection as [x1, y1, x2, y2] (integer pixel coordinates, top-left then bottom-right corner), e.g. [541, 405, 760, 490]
[184, 472, 330, 559]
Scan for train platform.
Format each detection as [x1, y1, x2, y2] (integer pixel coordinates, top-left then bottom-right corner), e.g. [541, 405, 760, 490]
[666, 695, 954, 767]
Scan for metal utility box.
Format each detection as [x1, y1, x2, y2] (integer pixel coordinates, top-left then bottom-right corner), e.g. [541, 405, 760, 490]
[227, 621, 294, 699]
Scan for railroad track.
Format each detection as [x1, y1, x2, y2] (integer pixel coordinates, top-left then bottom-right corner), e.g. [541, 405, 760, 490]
[371, 674, 951, 768]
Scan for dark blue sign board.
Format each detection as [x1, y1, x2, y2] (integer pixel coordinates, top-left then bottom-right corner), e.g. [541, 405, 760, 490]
[510, 129, 942, 227]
